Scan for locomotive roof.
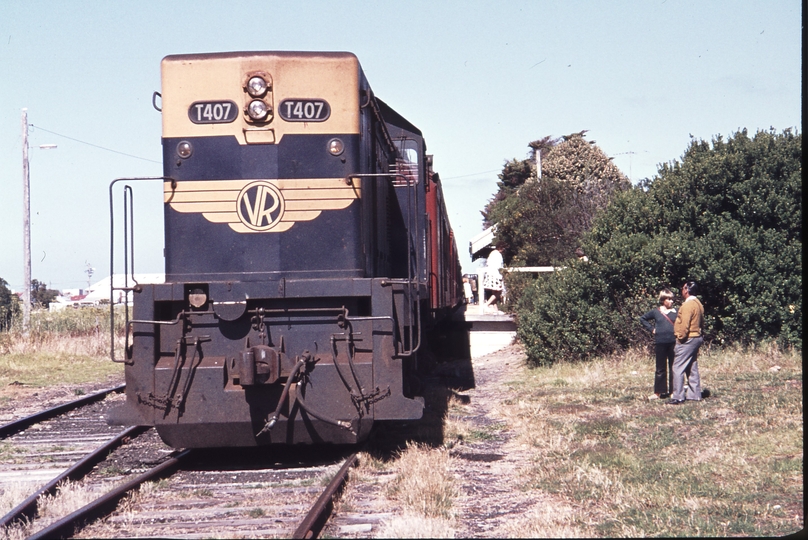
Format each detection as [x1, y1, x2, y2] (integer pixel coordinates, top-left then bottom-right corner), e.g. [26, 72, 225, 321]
[375, 98, 423, 138]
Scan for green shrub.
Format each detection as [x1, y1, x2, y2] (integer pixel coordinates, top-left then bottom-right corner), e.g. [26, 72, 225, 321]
[517, 128, 802, 364]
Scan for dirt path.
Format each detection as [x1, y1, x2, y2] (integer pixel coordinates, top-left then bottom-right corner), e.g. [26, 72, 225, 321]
[446, 344, 549, 538]
[328, 344, 585, 538]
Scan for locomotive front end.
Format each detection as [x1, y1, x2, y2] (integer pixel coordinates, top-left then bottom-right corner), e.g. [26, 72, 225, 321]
[109, 52, 425, 448]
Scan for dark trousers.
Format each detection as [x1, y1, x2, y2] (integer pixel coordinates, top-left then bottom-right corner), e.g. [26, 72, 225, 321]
[654, 342, 675, 395]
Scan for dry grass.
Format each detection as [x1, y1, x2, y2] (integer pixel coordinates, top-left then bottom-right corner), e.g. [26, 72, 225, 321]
[442, 393, 474, 448]
[505, 342, 803, 537]
[0, 479, 117, 539]
[36, 479, 111, 522]
[377, 443, 458, 537]
[0, 481, 38, 516]
[502, 502, 593, 538]
[377, 513, 455, 538]
[0, 308, 124, 404]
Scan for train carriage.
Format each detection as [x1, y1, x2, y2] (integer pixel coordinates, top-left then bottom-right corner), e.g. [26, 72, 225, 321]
[109, 51, 461, 448]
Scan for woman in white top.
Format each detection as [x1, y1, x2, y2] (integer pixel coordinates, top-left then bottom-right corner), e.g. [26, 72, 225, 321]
[483, 247, 504, 313]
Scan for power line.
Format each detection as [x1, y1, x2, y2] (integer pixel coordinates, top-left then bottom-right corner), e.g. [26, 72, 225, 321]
[29, 124, 161, 164]
[442, 169, 501, 180]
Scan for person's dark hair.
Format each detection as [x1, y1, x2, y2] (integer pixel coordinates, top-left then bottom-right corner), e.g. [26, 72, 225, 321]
[684, 281, 699, 296]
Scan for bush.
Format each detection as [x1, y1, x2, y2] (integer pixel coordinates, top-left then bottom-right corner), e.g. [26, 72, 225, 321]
[517, 128, 802, 364]
[0, 278, 19, 331]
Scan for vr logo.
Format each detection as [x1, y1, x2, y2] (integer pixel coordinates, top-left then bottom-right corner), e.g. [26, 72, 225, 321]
[236, 181, 285, 231]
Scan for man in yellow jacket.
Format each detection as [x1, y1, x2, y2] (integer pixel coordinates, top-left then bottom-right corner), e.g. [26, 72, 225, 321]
[667, 281, 704, 405]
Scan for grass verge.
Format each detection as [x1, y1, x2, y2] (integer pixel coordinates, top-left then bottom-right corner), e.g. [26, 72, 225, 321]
[377, 443, 457, 538]
[0, 308, 124, 405]
[507, 342, 802, 537]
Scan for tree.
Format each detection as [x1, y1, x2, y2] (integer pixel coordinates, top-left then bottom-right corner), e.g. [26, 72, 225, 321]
[483, 133, 629, 305]
[481, 158, 534, 229]
[517, 128, 802, 365]
[486, 132, 628, 262]
[31, 279, 59, 308]
[0, 278, 20, 331]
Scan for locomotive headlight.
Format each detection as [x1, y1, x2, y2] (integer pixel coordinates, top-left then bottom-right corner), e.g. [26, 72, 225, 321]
[327, 138, 345, 156]
[176, 141, 193, 159]
[246, 76, 268, 97]
[247, 99, 269, 121]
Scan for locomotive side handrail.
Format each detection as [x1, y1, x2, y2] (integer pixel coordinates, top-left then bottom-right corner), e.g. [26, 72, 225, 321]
[108, 177, 174, 364]
[360, 88, 398, 157]
[346, 171, 423, 357]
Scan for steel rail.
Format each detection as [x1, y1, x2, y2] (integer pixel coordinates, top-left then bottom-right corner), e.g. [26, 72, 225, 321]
[0, 384, 125, 439]
[26, 449, 192, 540]
[0, 425, 148, 528]
[292, 452, 358, 539]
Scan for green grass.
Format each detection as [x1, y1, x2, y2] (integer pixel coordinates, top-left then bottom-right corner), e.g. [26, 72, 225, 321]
[508, 343, 803, 537]
[247, 507, 265, 518]
[467, 422, 507, 441]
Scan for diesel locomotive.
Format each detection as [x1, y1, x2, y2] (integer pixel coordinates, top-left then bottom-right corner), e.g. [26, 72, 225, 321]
[108, 51, 463, 448]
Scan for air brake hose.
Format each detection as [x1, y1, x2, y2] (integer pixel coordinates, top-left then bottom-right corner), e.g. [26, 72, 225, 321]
[257, 359, 305, 435]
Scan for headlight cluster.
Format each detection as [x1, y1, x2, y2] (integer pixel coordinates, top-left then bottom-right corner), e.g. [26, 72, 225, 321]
[244, 74, 273, 123]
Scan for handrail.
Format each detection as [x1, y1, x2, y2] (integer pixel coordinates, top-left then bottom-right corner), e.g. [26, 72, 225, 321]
[108, 177, 173, 364]
[346, 170, 422, 357]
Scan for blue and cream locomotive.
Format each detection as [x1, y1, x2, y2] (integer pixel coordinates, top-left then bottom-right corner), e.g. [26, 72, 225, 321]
[108, 52, 462, 448]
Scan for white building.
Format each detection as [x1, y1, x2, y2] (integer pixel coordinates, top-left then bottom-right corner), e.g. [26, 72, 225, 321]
[49, 274, 164, 311]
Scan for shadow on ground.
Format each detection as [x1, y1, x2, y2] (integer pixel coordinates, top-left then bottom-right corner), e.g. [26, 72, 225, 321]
[365, 331, 476, 461]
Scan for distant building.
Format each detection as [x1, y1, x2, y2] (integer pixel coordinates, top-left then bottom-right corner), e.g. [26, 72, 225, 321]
[49, 274, 165, 311]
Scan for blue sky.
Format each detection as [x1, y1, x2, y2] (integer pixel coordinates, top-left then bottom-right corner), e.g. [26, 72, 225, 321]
[0, 0, 801, 291]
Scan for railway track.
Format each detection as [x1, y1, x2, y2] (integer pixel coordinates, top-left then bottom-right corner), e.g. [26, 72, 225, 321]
[0, 388, 359, 538]
[22, 449, 358, 539]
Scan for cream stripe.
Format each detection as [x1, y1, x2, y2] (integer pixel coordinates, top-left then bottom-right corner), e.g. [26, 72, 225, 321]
[281, 211, 321, 221]
[285, 199, 354, 210]
[228, 222, 295, 233]
[201, 212, 239, 223]
[170, 202, 234, 213]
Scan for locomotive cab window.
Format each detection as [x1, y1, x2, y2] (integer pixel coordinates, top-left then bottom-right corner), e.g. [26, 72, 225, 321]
[395, 139, 420, 186]
[397, 139, 419, 165]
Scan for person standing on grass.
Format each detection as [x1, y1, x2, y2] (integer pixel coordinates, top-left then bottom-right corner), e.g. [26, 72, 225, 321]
[640, 289, 677, 400]
[667, 281, 704, 405]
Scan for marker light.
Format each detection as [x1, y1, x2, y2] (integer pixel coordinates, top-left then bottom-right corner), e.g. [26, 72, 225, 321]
[177, 141, 193, 158]
[246, 76, 268, 97]
[188, 290, 207, 308]
[328, 138, 345, 156]
[247, 100, 269, 121]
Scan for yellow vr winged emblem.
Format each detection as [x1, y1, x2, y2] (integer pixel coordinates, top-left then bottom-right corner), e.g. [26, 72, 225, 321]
[164, 178, 360, 233]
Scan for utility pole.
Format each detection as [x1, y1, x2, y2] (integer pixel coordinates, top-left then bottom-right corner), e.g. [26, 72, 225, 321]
[85, 263, 95, 290]
[22, 109, 31, 333]
[533, 147, 542, 179]
[21, 110, 56, 333]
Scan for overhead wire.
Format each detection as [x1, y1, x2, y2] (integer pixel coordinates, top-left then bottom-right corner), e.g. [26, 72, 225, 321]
[442, 169, 501, 180]
[29, 124, 161, 164]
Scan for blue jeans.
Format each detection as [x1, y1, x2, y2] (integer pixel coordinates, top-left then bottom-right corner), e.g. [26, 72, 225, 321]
[672, 336, 703, 401]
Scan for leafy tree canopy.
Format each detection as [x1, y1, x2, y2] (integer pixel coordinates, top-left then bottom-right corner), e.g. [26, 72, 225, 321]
[517, 128, 802, 364]
[0, 277, 20, 331]
[484, 132, 629, 272]
[31, 279, 59, 308]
